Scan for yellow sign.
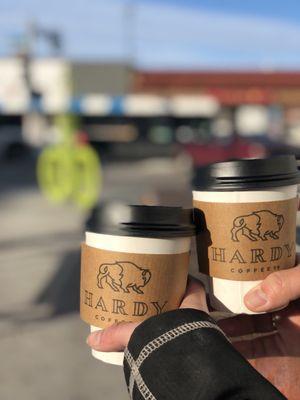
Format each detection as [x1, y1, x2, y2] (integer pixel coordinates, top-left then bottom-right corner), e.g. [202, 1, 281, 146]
[37, 144, 101, 209]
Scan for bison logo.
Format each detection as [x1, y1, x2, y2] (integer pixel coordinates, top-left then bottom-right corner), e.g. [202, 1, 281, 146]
[97, 262, 151, 294]
[231, 210, 284, 242]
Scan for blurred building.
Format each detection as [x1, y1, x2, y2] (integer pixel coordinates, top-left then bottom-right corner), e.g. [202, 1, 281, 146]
[133, 70, 300, 144]
[1, 57, 300, 154]
[0, 58, 132, 113]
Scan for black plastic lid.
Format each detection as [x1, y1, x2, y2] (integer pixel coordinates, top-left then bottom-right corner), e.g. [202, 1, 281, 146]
[87, 205, 195, 238]
[193, 155, 300, 191]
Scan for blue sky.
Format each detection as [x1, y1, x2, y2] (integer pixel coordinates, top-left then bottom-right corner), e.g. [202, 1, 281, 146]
[1, 0, 300, 69]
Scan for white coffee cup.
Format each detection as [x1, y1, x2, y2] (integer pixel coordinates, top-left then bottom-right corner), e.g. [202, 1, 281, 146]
[82, 205, 194, 365]
[193, 156, 300, 314]
[86, 231, 191, 365]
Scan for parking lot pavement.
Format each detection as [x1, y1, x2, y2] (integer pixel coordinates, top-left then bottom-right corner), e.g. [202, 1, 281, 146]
[0, 187, 129, 400]
[0, 188, 128, 400]
[0, 179, 128, 400]
[0, 155, 193, 400]
[0, 314, 128, 400]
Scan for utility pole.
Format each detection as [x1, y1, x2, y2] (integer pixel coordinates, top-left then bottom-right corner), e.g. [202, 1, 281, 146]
[123, 1, 136, 66]
[15, 21, 63, 146]
[14, 20, 63, 97]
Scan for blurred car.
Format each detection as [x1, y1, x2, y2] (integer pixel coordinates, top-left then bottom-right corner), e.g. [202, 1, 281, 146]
[184, 136, 267, 166]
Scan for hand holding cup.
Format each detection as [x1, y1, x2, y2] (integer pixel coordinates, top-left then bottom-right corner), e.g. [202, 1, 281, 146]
[86, 277, 208, 352]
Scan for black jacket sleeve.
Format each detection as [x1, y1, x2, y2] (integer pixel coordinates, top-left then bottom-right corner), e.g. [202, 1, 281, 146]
[123, 308, 286, 400]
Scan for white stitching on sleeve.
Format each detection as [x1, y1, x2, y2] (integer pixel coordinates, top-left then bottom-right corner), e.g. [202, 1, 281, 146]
[125, 320, 225, 399]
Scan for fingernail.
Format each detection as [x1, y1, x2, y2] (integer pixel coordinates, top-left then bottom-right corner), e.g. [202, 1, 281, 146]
[245, 287, 268, 310]
[86, 330, 103, 347]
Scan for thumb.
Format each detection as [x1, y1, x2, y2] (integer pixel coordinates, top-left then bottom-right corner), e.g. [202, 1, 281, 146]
[87, 322, 139, 352]
[244, 265, 300, 312]
[180, 276, 208, 312]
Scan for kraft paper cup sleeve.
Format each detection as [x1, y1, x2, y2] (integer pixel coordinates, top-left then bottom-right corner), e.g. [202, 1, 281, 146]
[80, 243, 190, 328]
[194, 198, 297, 281]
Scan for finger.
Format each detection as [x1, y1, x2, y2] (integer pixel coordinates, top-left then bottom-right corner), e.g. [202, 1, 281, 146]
[87, 322, 139, 352]
[180, 276, 208, 312]
[217, 312, 275, 337]
[244, 265, 300, 312]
